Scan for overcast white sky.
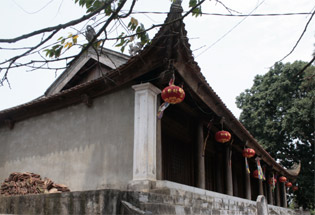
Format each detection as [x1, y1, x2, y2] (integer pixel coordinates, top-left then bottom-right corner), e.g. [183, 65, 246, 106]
[0, 0, 314, 118]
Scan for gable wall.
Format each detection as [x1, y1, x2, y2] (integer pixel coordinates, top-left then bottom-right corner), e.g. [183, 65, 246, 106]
[0, 86, 135, 191]
[76, 66, 111, 86]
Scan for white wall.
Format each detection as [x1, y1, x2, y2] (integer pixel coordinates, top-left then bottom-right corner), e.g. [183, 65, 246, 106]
[0, 87, 135, 191]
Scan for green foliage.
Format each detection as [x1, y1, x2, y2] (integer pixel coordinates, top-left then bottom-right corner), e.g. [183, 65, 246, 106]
[44, 0, 151, 56]
[44, 34, 79, 58]
[44, 44, 63, 58]
[74, 0, 126, 14]
[236, 61, 315, 210]
[189, 0, 203, 17]
[74, 0, 111, 13]
[170, 0, 203, 16]
[115, 17, 149, 53]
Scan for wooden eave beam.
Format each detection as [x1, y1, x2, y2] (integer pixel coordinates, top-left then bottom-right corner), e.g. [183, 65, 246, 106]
[0, 45, 166, 129]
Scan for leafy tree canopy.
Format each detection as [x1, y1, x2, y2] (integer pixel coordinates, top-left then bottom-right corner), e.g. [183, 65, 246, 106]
[236, 61, 315, 209]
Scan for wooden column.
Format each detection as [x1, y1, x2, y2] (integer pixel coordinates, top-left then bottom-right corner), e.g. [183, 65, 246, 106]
[225, 145, 233, 196]
[268, 182, 274, 205]
[258, 179, 264, 196]
[244, 159, 252, 200]
[215, 153, 223, 193]
[196, 121, 205, 189]
[232, 167, 238, 197]
[263, 181, 268, 198]
[280, 182, 287, 208]
[275, 180, 281, 206]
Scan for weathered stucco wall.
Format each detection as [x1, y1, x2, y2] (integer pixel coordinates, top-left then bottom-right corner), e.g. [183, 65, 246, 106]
[0, 87, 134, 191]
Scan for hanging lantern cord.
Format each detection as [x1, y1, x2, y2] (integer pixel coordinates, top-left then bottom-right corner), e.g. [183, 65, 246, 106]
[202, 120, 213, 157]
[167, 59, 176, 85]
[228, 138, 234, 166]
[219, 117, 225, 130]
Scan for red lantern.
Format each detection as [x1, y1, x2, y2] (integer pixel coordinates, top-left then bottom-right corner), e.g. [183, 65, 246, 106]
[242, 148, 256, 158]
[285, 182, 292, 188]
[292, 186, 298, 191]
[253, 170, 259, 179]
[268, 177, 277, 185]
[215, 130, 231, 143]
[279, 176, 287, 183]
[161, 85, 185, 104]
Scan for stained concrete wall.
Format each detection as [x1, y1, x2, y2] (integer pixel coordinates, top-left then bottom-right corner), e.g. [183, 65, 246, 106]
[155, 180, 296, 215]
[0, 188, 299, 215]
[0, 189, 128, 215]
[0, 87, 134, 191]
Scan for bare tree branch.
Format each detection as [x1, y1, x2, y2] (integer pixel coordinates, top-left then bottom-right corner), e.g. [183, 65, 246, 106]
[295, 55, 315, 77]
[215, 0, 241, 14]
[97, 0, 207, 42]
[1, 30, 60, 85]
[0, 30, 59, 66]
[0, 55, 78, 70]
[0, 2, 110, 43]
[0, 0, 210, 85]
[278, 9, 315, 62]
[118, 0, 137, 18]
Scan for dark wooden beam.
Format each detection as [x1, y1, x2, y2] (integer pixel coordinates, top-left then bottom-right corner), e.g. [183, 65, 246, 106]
[81, 94, 93, 107]
[5, 119, 14, 130]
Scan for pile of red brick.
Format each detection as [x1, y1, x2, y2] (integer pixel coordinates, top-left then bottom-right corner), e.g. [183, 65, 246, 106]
[0, 172, 70, 196]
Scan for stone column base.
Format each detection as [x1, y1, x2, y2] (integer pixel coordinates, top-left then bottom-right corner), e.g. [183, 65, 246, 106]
[128, 180, 157, 192]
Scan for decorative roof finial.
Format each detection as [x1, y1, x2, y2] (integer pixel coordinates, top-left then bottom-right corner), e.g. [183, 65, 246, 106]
[173, 0, 182, 5]
[171, 0, 183, 13]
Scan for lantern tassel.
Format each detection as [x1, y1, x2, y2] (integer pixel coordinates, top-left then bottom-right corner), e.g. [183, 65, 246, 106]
[263, 166, 266, 181]
[245, 157, 250, 174]
[157, 102, 170, 119]
[273, 173, 277, 192]
[256, 158, 265, 180]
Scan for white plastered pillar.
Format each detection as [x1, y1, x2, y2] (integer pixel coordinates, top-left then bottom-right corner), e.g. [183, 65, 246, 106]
[132, 83, 161, 182]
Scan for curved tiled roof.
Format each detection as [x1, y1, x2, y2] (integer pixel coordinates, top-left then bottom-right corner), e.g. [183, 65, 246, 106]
[0, 1, 299, 179]
[152, 1, 299, 178]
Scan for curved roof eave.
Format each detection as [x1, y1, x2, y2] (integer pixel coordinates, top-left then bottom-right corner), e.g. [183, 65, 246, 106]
[168, 8, 299, 179]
